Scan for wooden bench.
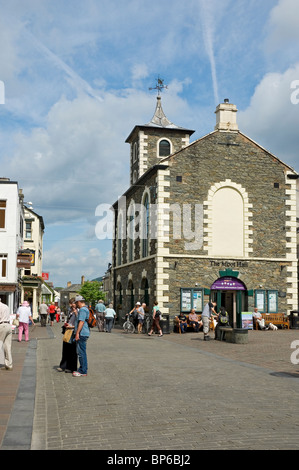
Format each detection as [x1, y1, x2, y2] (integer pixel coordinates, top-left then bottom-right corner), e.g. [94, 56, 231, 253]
[174, 314, 215, 334]
[254, 313, 290, 330]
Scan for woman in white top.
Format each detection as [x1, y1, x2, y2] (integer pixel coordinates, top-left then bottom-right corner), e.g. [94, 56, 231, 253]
[104, 304, 116, 333]
[17, 301, 35, 342]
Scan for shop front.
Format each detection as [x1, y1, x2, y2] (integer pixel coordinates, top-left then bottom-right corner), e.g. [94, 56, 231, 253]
[210, 276, 248, 328]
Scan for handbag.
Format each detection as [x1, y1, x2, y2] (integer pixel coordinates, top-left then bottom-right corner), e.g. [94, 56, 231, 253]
[63, 329, 74, 343]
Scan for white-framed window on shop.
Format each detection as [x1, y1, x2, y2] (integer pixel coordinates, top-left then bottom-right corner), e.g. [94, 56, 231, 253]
[0, 200, 6, 229]
[0, 254, 7, 278]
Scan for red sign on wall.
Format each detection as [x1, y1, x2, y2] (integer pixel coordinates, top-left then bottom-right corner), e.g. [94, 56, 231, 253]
[42, 272, 49, 281]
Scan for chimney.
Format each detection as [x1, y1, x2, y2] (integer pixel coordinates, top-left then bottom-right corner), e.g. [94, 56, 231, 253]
[214, 99, 238, 131]
[67, 281, 72, 288]
[81, 275, 85, 285]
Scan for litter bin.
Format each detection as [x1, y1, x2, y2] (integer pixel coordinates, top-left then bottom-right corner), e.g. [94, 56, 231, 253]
[290, 311, 299, 329]
[160, 314, 170, 334]
[233, 328, 248, 344]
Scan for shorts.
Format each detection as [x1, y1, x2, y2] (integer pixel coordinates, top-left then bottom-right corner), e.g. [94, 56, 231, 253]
[202, 316, 210, 334]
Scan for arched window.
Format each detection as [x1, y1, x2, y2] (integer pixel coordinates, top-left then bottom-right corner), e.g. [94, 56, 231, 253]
[117, 213, 124, 266]
[127, 202, 135, 263]
[212, 187, 244, 257]
[159, 139, 171, 157]
[132, 170, 137, 184]
[133, 142, 138, 162]
[142, 193, 150, 257]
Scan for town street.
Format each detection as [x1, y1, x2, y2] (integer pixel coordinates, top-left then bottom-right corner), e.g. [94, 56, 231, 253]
[2, 324, 298, 453]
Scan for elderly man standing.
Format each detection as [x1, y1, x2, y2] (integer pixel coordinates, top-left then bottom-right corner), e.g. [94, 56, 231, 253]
[73, 295, 90, 377]
[95, 299, 106, 332]
[0, 298, 13, 371]
[39, 301, 48, 327]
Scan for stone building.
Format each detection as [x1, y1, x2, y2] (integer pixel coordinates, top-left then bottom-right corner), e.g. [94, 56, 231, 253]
[111, 97, 298, 327]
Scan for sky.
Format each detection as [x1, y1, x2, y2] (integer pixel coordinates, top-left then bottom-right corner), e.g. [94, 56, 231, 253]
[0, 0, 298, 288]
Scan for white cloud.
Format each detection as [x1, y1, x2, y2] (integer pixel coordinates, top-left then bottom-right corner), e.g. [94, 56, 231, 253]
[238, 63, 299, 170]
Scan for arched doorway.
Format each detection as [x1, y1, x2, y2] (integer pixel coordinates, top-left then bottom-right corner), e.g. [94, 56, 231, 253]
[210, 276, 247, 327]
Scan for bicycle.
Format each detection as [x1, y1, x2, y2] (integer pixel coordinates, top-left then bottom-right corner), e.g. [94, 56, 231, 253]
[122, 314, 135, 333]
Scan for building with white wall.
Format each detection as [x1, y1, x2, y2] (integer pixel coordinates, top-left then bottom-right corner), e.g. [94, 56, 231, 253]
[0, 178, 24, 313]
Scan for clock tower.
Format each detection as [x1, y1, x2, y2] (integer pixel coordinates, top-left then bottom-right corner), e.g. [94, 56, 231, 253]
[126, 90, 194, 186]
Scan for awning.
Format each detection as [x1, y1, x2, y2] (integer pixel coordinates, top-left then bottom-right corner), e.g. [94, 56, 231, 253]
[211, 276, 246, 291]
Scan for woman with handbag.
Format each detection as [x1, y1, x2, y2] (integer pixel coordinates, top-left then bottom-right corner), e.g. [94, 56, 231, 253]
[16, 301, 34, 342]
[57, 302, 78, 373]
[148, 301, 163, 337]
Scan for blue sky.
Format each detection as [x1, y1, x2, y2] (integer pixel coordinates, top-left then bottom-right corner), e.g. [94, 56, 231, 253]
[0, 0, 298, 287]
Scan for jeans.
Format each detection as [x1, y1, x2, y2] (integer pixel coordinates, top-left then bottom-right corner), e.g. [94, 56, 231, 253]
[180, 322, 188, 333]
[105, 317, 114, 332]
[76, 336, 88, 375]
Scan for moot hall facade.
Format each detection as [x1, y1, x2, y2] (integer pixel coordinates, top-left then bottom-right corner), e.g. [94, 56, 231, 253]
[111, 95, 298, 327]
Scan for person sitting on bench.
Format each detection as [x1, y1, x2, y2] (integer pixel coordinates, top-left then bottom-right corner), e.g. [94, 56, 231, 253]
[215, 306, 230, 340]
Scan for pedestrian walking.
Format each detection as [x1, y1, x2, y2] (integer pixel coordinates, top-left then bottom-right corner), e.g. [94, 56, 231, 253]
[39, 301, 48, 327]
[57, 301, 78, 373]
[137, 303, 146, 334]
[48, 302, 56, 326]
[95, 299, 106, 332]
[55, 306, 61, 323]
[0, 298, 13, 371]
[129, 302, 141, 331]
[104, 303, 116, 333]
[16, 301, 35, 342]
[73, 295, 90, 377]
[201, 301, 217, 341]
[148, 301, 163, 337]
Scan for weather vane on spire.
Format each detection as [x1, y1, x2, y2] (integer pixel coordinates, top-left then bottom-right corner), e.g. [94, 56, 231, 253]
[149, 76, 168, 96]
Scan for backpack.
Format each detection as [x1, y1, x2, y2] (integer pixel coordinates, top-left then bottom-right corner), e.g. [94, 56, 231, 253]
[87, 307, 96, 328]
[219, 312, 229, 325]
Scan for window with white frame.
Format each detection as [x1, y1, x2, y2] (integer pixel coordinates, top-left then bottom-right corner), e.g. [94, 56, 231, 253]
[158, 139, 171, 157]
[25, 221, 32, 239]
[0, 254, 7, 278]
[0, 200, 6, 229]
